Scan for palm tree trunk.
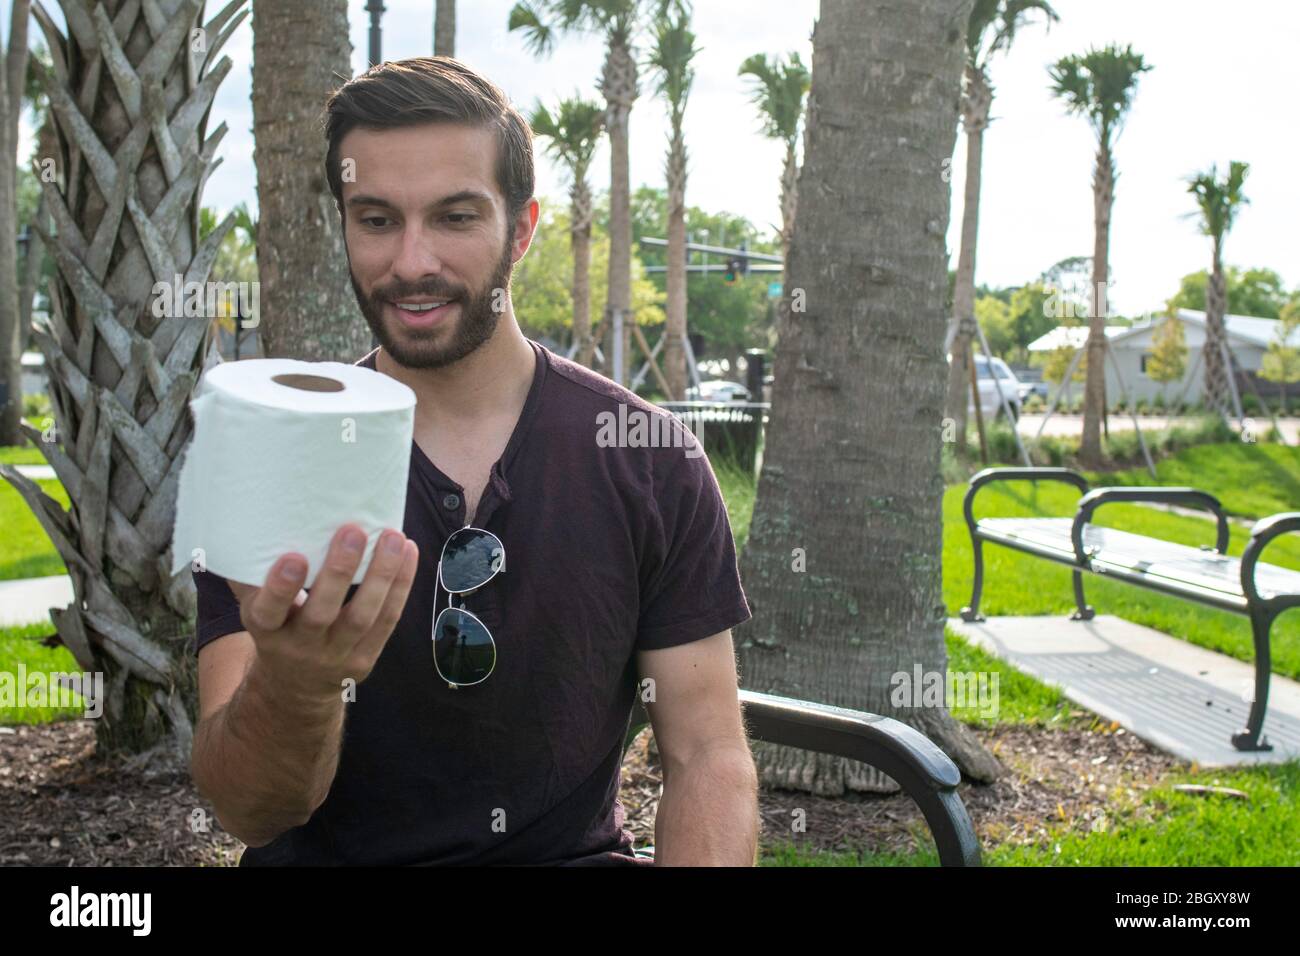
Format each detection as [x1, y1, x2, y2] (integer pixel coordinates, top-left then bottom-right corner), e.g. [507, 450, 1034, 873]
[736, 0, 999, 795]
[664, 129, 687, 399]
[1203, 240, 1230, 415]
[0, 0, 252, 764]
[253, 0, 369, 361]
[779, 140, 798, 263]
[0, 0, 31, 446]
[570, 178, 594, 367]
[1080, 141, 1114, 466]
[601, 39, 635, 383]
[944, 63, 991, 454]
[434, 0, 456, 57]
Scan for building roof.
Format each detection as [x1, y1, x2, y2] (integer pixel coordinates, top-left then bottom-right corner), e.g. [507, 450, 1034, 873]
[1027, 310, 1300, 353]
[1026, 326, 1126, 352]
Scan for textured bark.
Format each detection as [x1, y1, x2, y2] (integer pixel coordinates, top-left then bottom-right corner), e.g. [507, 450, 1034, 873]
[0, 0, 252, 765]
[570, 176, 594, 367]
[19, 121, 58, 354]
[600, 38, 636, 381]
[735, 0, 1000, 795]
[779, 141, 797, 263]
[0, 0, 32, 445]
[252, 0, 368, 361]
[1079, 140, 1114, 466]
[1202, 239, 1230, 414]
[434, 0, 455, 57]
[663, 119, 687, 400]
[943, 61, 991, 453]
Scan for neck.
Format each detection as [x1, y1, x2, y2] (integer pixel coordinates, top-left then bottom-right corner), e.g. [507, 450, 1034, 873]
[376, 312, 536, 425]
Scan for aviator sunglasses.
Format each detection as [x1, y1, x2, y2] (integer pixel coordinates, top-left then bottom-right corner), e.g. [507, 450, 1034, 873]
[433, 526, 505, 689]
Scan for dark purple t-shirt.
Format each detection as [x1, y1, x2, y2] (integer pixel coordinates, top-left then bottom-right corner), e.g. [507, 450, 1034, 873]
[191, 339, 751, 865]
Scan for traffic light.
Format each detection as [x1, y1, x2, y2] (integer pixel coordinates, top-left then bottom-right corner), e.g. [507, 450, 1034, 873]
[724, 257, 743, 285]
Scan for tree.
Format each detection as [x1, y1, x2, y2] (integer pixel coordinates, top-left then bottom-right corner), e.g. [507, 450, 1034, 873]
[1259, 305, 1300, 414]
[0, 0, 249, 762]
[1146, 312, 1187, 407]
[1166, 266, 1291, 319]
[1186, 161, 1250, 416]
[944, 0, 1057, 452]
[737, 51, 809, 264]
[435, 0, 456, 56]
[1049, 44, 1151, 466]
[646, 6, 698, 399]
[0, 0, 32, 445]
[736, 0, 999, 794]
[509, 0, 686, 384]
[530, 97, 605, 366]
[252, 0, 368, 361]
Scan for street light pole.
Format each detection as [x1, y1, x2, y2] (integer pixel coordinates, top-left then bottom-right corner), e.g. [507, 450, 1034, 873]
[367, 0, 385, 66]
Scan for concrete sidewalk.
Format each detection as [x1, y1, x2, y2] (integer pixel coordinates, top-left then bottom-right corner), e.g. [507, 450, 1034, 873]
[0, 574, 73, 628]
[949, 614, 1300, 767]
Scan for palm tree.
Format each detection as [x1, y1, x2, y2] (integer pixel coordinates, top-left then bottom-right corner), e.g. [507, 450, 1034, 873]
[435, 0, 456, 56]
[253, 0, 367, 361]
[737, 51, 808, 264]
[0, 0, 248, 762]
[1186, 161, 1249, 416]
[944, 0, 1057, 453]
[646, 7, 698, 399]
[736, 0, 1000, 794]
[530, 97, 605, 367]
[1049, 44, 1151, 466]
[0, 0, 32, 446]
[508, 0, 685, 385]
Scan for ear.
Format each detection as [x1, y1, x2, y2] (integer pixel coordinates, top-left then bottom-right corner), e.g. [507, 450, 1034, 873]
[510, 197, 541, 264]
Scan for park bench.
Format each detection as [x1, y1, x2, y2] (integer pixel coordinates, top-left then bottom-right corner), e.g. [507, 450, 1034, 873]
[959, 466, 1300, 753]
[623, 689, 982, 866]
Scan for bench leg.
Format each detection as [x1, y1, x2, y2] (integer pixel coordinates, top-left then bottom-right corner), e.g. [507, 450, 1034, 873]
[1069, 570, 1095, 621]
[960, 538, 986, 623]
[1232, 609, 1274, 752]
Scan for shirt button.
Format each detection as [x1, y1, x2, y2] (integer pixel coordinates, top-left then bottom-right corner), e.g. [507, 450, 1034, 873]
[443, 493, 460, 510]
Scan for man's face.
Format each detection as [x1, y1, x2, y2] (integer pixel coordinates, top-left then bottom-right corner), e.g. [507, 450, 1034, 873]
[338, 122, 535, 369]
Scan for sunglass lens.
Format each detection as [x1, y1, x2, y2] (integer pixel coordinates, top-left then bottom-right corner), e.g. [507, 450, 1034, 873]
[441, 529, 504, 592]
[433, 608, 495, 685]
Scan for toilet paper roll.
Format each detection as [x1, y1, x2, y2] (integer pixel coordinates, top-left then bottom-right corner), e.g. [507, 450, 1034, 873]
[170, 358, 417, 589]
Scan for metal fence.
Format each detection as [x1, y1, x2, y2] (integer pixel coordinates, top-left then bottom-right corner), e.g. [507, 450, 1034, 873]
[657, 401, 770, 473]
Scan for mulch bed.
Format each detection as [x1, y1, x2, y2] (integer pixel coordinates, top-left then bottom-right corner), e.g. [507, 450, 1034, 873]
[0, 716, 1183, 866]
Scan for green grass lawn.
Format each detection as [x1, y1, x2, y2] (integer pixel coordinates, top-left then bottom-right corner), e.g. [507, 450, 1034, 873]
[0, 622, 86, 725]
[1091, 441, 1300, 520]
[0, 475, 69, 580]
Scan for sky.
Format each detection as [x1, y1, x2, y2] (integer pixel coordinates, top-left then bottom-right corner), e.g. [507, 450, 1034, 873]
[8, 0, 1298, 318]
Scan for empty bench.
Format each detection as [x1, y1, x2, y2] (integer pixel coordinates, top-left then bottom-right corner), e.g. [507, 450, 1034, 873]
[624, 689, 981, 866]
[959, 467, 1300, 752]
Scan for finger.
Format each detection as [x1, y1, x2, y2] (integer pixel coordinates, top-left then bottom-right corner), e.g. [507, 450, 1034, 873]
[239, 554, 308, 634]
[351, 540, 420, 662]
[332, 529, 408, 639]
[294, 524, 371, 634]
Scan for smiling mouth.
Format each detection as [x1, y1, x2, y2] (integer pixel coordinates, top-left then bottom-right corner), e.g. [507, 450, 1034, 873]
[392, 299, 454, 312]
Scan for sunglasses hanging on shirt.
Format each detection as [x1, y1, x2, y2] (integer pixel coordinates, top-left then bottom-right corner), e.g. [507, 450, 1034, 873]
[432, 526, 505, 689]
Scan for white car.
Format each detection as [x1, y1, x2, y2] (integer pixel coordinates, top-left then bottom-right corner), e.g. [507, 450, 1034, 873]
[962, 354, 1022, 422]
[684, 380, 752, 402]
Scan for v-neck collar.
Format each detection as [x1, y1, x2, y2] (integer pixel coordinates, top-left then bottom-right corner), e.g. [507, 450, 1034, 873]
[358, 339, 549, 524]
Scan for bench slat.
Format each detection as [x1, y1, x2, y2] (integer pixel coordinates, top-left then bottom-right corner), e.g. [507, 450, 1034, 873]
[976, 517, 1300, 601]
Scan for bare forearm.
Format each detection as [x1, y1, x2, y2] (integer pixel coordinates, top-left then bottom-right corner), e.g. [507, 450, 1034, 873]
[654, 744, 759, 866]
[191, 659, 345, 847]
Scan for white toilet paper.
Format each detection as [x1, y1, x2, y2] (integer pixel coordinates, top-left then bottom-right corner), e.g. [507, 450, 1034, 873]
[170, 358, 417, 589]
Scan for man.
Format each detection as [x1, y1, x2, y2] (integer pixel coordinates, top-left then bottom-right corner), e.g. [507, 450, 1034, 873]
[189, 57, 758, 866]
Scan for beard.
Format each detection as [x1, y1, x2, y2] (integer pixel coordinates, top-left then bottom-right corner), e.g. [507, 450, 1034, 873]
[350, 234, 515, 370]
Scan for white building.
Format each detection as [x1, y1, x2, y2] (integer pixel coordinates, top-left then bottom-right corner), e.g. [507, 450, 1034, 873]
[1027, 310, 1299, 407]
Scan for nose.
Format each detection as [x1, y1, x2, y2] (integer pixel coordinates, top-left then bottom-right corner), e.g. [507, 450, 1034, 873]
[389, 221, 444, 286]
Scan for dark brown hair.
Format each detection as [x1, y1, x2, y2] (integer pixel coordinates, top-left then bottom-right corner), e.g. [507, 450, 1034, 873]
[323, 57, 535, 223]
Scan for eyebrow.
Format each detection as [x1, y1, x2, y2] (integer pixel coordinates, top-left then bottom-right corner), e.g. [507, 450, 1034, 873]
[345, 190, 495, 211]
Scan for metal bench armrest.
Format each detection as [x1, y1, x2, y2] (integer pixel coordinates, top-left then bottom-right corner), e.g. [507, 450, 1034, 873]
[1071, 487, 1229, 565]
[1241, 512, 1300, 608]
[624, 691, 982, 866]
[963, 467, 1090, 536]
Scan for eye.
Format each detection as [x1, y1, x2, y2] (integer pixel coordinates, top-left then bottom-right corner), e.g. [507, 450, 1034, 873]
[445, 213, 477, 225]
[360, 215, 393, 229]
